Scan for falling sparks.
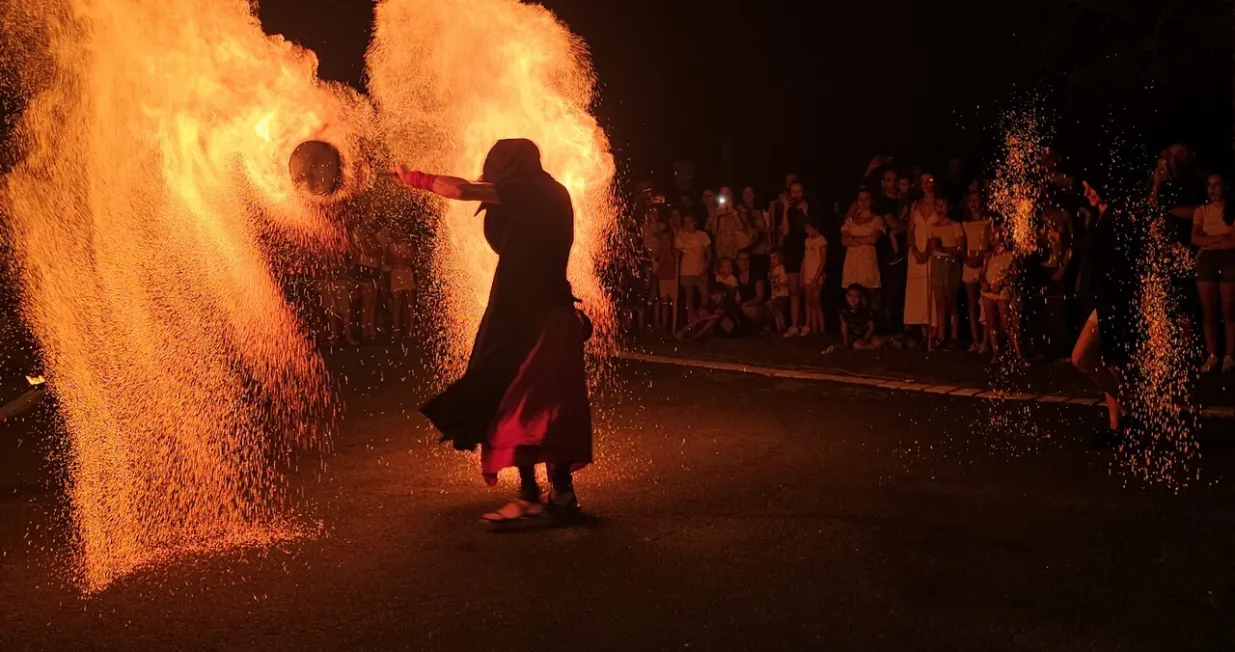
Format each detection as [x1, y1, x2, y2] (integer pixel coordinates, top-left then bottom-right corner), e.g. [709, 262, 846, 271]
[366, 0, 621, 381]
[990, 106, 1052, 257]
[0, 0, 369, 590]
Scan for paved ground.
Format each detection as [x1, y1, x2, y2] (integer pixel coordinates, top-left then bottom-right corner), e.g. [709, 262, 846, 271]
[2, 345, 1235, 651]
[627, 329, 1235, 409]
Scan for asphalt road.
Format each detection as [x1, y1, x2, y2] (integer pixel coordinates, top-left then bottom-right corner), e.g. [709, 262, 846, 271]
[2, 346, 1234, 651]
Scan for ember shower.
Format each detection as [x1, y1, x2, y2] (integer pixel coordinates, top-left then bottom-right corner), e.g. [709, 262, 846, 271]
[0, 0, 618, 590]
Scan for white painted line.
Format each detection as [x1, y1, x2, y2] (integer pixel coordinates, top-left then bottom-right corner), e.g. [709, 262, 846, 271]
[615, 350, 1235, 419]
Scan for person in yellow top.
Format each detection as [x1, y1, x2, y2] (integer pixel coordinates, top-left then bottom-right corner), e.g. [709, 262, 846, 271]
[927, 197, 966, 348]
[1192, 173, 1235, 373]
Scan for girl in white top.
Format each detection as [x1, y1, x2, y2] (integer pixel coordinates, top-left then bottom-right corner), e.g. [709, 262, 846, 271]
[980, 227, 1022, 360]
[841, 189, 885, 290]
[800, 221, 828, 336]
[960, 192, 992, 352]
[1192, 173, 1235, 372]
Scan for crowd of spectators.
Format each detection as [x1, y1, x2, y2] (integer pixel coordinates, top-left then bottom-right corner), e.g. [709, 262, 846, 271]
[631, 144, 1235, 375]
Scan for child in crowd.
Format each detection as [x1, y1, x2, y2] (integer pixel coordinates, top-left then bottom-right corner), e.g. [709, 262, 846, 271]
[800, 221, 827, 336]
[980, 228, 1024, 361]
[841, 284, 896, 349]
[675, 214, 711, 319]
[654, 225, 679, 334]
[765, 249, 790, 334]
[715, 256, 739, 291]
[927, 197, 965, 348]
[961, 192, 992, 352]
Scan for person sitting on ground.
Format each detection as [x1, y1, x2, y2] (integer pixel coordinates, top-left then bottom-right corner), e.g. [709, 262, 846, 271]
[735, 250, 767, 330]
[980, 226, 1024, 361]
[765, 249, 791, 334]
[841, 284, 896, 350]
[675, 278, 738, 342]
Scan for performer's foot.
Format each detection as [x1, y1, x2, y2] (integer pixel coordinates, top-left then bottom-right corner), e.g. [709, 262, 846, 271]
[783, 327, 799, 338]
[544, 490, 580, 515]
[481, 498, 544, 523]
[1201, 355, 1220, 373]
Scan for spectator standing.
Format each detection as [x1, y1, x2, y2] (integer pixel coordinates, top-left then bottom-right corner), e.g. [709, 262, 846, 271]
[654, 226, 679, 334]
[800, 221, 828, 336]
[981, 228, 1022, 360]
[766, 249, 791, 333]
[768, 173, 799, 249]
[675, 214, 712, 319]
[961, 192, 992, 352]
[873, 168, 907, 331]
[387, 232, 416, 339]
[928, 197, 965, 348]
[1192, 172, 1235, 372]
[1037, 208, 1074, 359]
[742, 186, 772, 278]
[778, 182, 810, 336]
[352, 222, 383, 341]
[701, 188, 719, 235]
[904, 173, 940, 342]
[841, 189, 885, 293]
[714, 188, 747, 262]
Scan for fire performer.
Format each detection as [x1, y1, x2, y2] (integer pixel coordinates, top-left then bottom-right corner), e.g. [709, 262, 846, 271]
[1071, 176, 1145, 448]
[392, 139, 592, 523]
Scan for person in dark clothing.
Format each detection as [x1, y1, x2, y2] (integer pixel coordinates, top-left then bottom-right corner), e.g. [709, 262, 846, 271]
[395, 138, 592, 522]
[1071, 178, 1147, 448]
[777, 181, 811, 335]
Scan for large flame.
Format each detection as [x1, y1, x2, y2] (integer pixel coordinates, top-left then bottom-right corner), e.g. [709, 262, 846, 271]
[367, 0, 620, 376]
[0, 0, 367, 590]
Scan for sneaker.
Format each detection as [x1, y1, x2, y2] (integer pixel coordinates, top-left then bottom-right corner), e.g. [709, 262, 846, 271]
[1201, 356, 1220, 373]
[783, 327, 799, 338]
[1224, 356, 1235, 373]
[800, 326, 812, 336]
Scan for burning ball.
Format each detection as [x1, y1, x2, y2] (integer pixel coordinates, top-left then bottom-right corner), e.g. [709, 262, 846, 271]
[289, 140, 343, 196]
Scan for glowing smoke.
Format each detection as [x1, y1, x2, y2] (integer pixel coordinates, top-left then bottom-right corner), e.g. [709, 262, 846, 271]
[0, 0, 369, 589]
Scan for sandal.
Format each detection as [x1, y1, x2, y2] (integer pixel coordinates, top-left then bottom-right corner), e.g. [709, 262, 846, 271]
[543, 490, 580, 515]
[481, 498, 544, 523]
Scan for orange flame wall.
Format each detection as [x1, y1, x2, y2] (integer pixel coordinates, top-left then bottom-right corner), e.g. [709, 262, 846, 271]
[366, 0, 620, 378]
[0, 0, 368, 590]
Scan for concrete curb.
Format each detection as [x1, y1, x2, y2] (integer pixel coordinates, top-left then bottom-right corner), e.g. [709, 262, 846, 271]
[616, 350, 1235, 420]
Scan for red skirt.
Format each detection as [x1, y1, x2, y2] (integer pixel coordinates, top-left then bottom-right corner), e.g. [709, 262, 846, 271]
[481, 306, 593, 485]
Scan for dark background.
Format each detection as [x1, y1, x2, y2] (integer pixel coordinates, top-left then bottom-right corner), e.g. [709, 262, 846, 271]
[251, 0, 1235, 201]
[1, 0, 1232, 198]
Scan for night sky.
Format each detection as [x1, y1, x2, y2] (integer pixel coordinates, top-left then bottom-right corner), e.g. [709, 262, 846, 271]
[2, 0, 1230, 201]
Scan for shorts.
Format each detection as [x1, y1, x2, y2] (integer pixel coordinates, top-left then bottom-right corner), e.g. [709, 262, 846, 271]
[680, 274, 706, 291]
[930, 255, 961, 293]
[658, 278, 678, 299]
[1196, 249, 1235, 283]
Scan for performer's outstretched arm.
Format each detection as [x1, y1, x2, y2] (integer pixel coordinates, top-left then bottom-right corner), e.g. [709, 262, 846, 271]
[392, 165, 501, 204]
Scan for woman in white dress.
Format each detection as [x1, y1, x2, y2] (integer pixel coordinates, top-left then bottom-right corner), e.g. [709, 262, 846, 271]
[841, 189, 886, 291]
[904, 173, 940, 340]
